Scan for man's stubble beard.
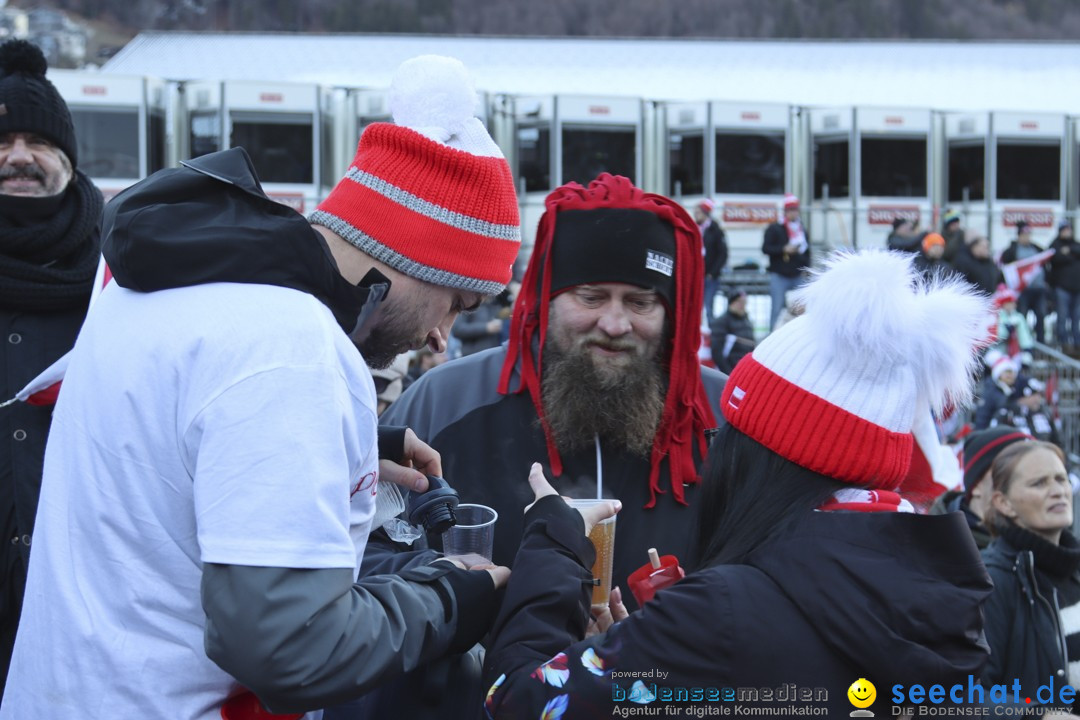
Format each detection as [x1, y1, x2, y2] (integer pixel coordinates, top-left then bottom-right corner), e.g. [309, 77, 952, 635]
[540, 340, 666, 458]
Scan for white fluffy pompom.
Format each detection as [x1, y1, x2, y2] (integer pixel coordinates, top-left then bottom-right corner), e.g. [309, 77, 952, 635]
[792, 249, 990, 413]
[390, 55, 477, 138]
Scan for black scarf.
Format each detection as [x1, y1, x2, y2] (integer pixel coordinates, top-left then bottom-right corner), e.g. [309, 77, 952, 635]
[999, 520, 1080, 592]
[0, 170, 102, 312]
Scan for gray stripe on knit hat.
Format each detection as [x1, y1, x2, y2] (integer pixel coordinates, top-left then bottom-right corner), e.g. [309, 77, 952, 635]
[308, 209, 508, 296]
[344, 167, 521, 242]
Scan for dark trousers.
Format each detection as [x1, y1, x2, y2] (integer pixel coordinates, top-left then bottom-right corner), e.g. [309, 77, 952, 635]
[1019, 285, 1048, 343]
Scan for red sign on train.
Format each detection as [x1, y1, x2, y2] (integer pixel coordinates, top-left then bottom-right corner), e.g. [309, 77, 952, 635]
[1002, 208, 1054, 228]
[722, 202, 778, 224]
[868, 205, 920, 225]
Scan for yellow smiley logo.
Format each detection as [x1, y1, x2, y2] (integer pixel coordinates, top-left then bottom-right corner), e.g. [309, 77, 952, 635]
[848, 678, 876, 709]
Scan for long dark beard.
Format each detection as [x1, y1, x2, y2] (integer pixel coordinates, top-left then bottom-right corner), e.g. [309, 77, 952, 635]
[541, 342, 666, 457]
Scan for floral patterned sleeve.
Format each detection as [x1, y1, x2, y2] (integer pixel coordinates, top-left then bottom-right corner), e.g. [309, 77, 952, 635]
[481, 496, 727, 720]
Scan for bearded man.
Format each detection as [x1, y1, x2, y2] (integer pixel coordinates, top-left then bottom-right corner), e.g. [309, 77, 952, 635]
[0, 39, 104, 701]
[382, 173, 725, 610]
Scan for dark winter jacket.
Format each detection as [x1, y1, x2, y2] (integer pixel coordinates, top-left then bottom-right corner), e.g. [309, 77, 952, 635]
[1000, 240, 1046, 266]
[382, 345, 726, 611]
[451, 299, 505, 356]
[952, 251, 1003, 296]
[928, 491, 991, 549]
[943, 227, 967, 263]
[913, 254, 959, 283]
[887, 230, 924, 254]
[483, 501, 991, 719]
[1050, 235, 1080, 294]
[709, 310, 754, 374]
[702, 221, 728, 279]
[981, 524, 1080, 699]
[762, 221, 810, 277]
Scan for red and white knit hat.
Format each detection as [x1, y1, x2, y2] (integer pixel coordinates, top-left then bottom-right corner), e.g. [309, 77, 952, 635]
[783, 193, 799, 210]
[310, 55, 520, 295]
[721, 250, 989, 490]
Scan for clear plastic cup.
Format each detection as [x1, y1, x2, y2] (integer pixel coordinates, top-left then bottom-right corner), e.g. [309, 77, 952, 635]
[441, 503, 498, 565]
[566, 499, 617, 609]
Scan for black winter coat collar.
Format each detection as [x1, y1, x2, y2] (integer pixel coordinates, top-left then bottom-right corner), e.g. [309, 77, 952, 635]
[100, 148, 384, 334]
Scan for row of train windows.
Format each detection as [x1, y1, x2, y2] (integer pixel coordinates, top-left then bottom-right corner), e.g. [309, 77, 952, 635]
[67, 109, 1066, 202]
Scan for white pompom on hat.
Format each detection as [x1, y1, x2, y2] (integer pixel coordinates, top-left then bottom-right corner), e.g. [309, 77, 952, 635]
[721, 250, 990, 489]
[311, 55, 519, 295]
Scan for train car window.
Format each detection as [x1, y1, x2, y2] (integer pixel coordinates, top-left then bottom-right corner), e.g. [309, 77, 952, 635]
[947, 142, 985, 201]
[669, 131, 704, 197]
[516, 125, 550, 193]
[715, 131, 784, 196]
[996, 140, 1060, 201]
[147, 109, 165, 175]
[69, 107, 140, 179]
[813, 137, 849, 198]
[231, 112, 314, 185]
[562, 126, 635, 186]
[860, 137, 927, 197]
[190, 111, 220, 160]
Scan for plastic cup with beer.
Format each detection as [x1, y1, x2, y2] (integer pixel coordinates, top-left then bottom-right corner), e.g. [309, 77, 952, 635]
[441, 503, 498, 566]
[566, 498, 617, 609]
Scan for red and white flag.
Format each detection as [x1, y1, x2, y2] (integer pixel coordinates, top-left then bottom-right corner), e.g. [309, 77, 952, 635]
[1001, 248, 1055, 292]
[0, 256, 112, 408]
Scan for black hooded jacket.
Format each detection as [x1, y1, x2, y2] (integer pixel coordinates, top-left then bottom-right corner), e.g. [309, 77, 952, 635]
[483, 500, 991, 719]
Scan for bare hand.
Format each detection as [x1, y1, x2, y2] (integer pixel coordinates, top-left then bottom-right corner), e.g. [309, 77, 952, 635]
[486, 318, 502, 334]
[378, 428, 442, 493]
[432, 556, 511, 590]
[585, 586, 629, 637]
[525, 463, 620, 535]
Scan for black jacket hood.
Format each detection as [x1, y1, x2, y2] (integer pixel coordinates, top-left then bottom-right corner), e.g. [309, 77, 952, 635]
[100, 147, 384, 334]
[749, 511, 992, 684]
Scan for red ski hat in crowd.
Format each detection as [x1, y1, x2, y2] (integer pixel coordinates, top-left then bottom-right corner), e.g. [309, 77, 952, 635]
[498, 174, 716, 507]
[311, 55, 520, 295]
[721, 250, 989, 490]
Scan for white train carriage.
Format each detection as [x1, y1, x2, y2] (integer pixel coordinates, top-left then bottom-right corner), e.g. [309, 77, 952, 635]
[182, 79, 325, 214]
[661, 100, 794, 267]
[48, 70, 166, 202]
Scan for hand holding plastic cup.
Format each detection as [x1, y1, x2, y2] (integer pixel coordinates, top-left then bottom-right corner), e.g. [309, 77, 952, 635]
[566, 498, 618, 610]
[441, 503, 498, 566]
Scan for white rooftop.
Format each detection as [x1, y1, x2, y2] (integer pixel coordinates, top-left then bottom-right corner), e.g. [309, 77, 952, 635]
[101, 33, 1077, 114]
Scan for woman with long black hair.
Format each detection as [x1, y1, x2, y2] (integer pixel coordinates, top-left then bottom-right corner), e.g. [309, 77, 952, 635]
[481, 250, 994, 719]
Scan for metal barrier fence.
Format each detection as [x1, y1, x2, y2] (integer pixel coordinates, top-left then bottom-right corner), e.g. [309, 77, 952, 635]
[1027, 342, 1080, 463]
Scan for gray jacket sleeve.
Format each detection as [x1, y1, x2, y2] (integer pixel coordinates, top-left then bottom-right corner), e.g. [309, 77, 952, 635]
[201, 561, 496, 714]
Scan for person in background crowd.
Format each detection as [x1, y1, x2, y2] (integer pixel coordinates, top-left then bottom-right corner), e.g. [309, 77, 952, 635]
[762, 193, 810, 331]
[709, 288, 755, 374]
[993, 287, 1034, 358]
[941, 209, 966, 262]
[930, 426, 1032, 550]
[451, 293, 506, 356]
[482, 249, 991, 718]
[1049, 220, 1080, 356]
[981, 441, 1080, 702]
[1001, 221, 1049, 344]
[976, 352, 1022, 430]
[913, 232, 954, 280]
[370, 353, 411, 416]
[694, 199, 727, 325]
[886, 216, 923, 254]
[952, 234, 1002, 296]
[0, 39, 104, 701]
[1, 54, 514, 720]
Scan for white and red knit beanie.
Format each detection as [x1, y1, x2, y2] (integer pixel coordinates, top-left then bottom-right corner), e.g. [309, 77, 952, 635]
[720, 250, 990, 490]
[310, 55, 520, 295]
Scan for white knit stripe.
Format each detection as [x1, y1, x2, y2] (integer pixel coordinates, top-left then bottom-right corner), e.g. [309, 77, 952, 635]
[751, 315, 915, 433]
[1061, 600, 1080, 686]
[308, 210, 508, 295]
[344, 167, 521, 242]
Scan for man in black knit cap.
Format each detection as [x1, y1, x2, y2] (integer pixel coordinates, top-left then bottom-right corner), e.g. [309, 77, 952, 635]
[0, 39, 102, 701]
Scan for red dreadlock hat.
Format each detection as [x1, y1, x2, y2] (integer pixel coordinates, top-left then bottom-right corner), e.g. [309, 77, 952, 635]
[497, 174, 716, 508]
